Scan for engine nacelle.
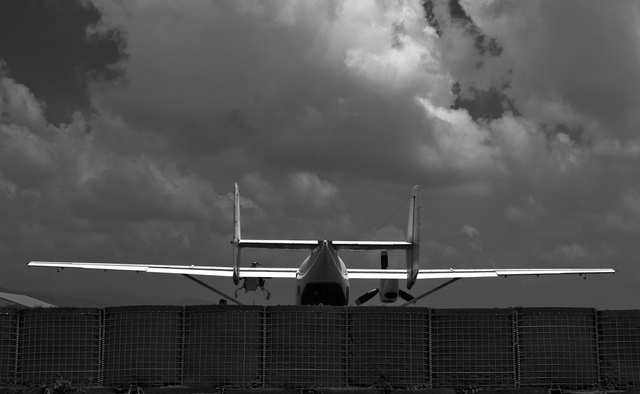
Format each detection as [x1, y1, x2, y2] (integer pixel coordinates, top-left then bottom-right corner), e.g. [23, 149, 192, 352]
[379, 278, 399, 303]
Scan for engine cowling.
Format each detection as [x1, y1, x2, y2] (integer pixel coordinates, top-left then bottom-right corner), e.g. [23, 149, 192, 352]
[379, 278, 399, 303]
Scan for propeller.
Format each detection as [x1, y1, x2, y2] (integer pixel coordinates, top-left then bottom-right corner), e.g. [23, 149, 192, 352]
[355, 288, 380, 306]
[380, 250, 388, 269]
[398, 289, 414, 302]
[354, 251, 415, 306]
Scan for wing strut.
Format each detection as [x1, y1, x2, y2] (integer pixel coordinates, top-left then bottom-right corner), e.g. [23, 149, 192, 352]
[399, 278, 461, 306]
[183, 274, 243, 305]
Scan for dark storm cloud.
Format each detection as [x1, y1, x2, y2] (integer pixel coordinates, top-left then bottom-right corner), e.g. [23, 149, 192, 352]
[0, 69, 227, 278]
[455, 1, 640, 138]
[2, 0, 639, 308]
[0, 0, 126, 125]
[90, 1, 460, 184]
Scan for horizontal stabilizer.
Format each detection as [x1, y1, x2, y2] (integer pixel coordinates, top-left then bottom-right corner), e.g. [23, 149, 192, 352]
[333, 241, 412, 250]
[237, 239, 412, 250]
[239, 240, 319, 249]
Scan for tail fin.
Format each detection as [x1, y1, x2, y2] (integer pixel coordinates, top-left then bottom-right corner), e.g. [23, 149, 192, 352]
[233, 183, 241, 285]
[406, 185, 420, 289]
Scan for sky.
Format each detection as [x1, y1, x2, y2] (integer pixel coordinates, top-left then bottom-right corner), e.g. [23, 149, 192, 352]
[0, 0, 638, 309]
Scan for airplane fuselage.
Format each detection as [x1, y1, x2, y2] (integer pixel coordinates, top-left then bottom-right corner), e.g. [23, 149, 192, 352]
[295, 240, 349, 305]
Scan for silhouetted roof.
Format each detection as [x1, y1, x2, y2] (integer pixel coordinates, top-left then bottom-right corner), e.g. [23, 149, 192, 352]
[0, 291, 55, 308]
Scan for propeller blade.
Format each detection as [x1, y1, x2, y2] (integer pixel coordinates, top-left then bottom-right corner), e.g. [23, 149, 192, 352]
[355, 288, 380, 305]
[398, 289, 414, 302]
[381, 250, 388, 270]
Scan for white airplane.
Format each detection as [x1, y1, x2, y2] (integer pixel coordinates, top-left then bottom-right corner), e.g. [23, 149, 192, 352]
[29, 184, 615, 306]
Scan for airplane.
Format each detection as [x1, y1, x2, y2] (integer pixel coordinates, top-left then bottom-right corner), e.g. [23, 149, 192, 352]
[29, 184, 615, 306]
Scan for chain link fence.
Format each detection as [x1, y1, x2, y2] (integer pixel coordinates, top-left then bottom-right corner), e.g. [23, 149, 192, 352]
[350, 307, 429, 388]
[183, 305, 263, 388]
[598, 310, 640, 390]
[0, 306, 638, 390]
[517, 308, 598, 390]
[265, 306, 346, 387]
[102, 306, 183, 387]
[431, 308, 514, 390]
[0, 308, 17, 386]
[17, 308, 100, 386]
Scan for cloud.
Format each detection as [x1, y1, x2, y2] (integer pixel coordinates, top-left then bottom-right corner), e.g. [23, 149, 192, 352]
[88, 0, 467, 186]
[506, 195, 546, 227]
[0, 74, 62, 193]
[341, 1, 448, 98]
[417, 100, 503, 178]
[425, 240, 461, 262]
[454, 1, 640, 139]
[2, 1, 639, 308]
[600, 189, 640, 234]
[88, 0, 614, 198]
[534, 243, 592, 266]
[0, 72, 227, 269]
[70, 156, 220, 223]
[288, 172, 341, 212]
[0, 124, 58, 189]
[593, 138, 640, 160]
[0, 1, 126, 124]
[461, 224, 480, 238]
[0, 71, 47, 132]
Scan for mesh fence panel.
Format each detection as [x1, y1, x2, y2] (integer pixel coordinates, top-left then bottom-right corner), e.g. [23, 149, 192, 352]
[17, 308, 100, 386]
[6, 305, 640, 389]
[349, 307, 428, 388]
[183, 305, 262, 388]
[103, 306, 182, 387]
[0, 308, 17, 385]
[431, 308, 514, 390]
[265, 306, 346, 388]
[598, 310, 640, 390]
[517, 308, 597, 389]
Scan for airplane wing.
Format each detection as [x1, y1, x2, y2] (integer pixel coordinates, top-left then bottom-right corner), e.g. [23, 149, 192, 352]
[30, 261, 614, 280]
[347, 267, 616, 279]
[28, 261, 299, 278]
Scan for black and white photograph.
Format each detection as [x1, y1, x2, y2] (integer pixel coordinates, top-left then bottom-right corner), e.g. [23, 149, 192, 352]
[0, 0, 638, 391]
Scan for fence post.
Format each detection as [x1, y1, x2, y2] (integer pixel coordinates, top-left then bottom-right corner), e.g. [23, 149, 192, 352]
[180, 306, 186, 386]
[262, 306, 267, 388]
[427, 308, 433, 389]
[345, 306, 349, 387]
[98, 309, 104, 386]
[512, 307, 520, 388]
[594, 309, 601, 390]
[13, 310, 19, 385]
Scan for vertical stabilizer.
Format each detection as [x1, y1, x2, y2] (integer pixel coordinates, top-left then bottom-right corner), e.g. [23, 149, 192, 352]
[233, 183, 241, 285]
[406, 185, 420, 289]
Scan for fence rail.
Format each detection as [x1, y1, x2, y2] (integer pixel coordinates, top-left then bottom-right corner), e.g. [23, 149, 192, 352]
[0, 306, 638, 390]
